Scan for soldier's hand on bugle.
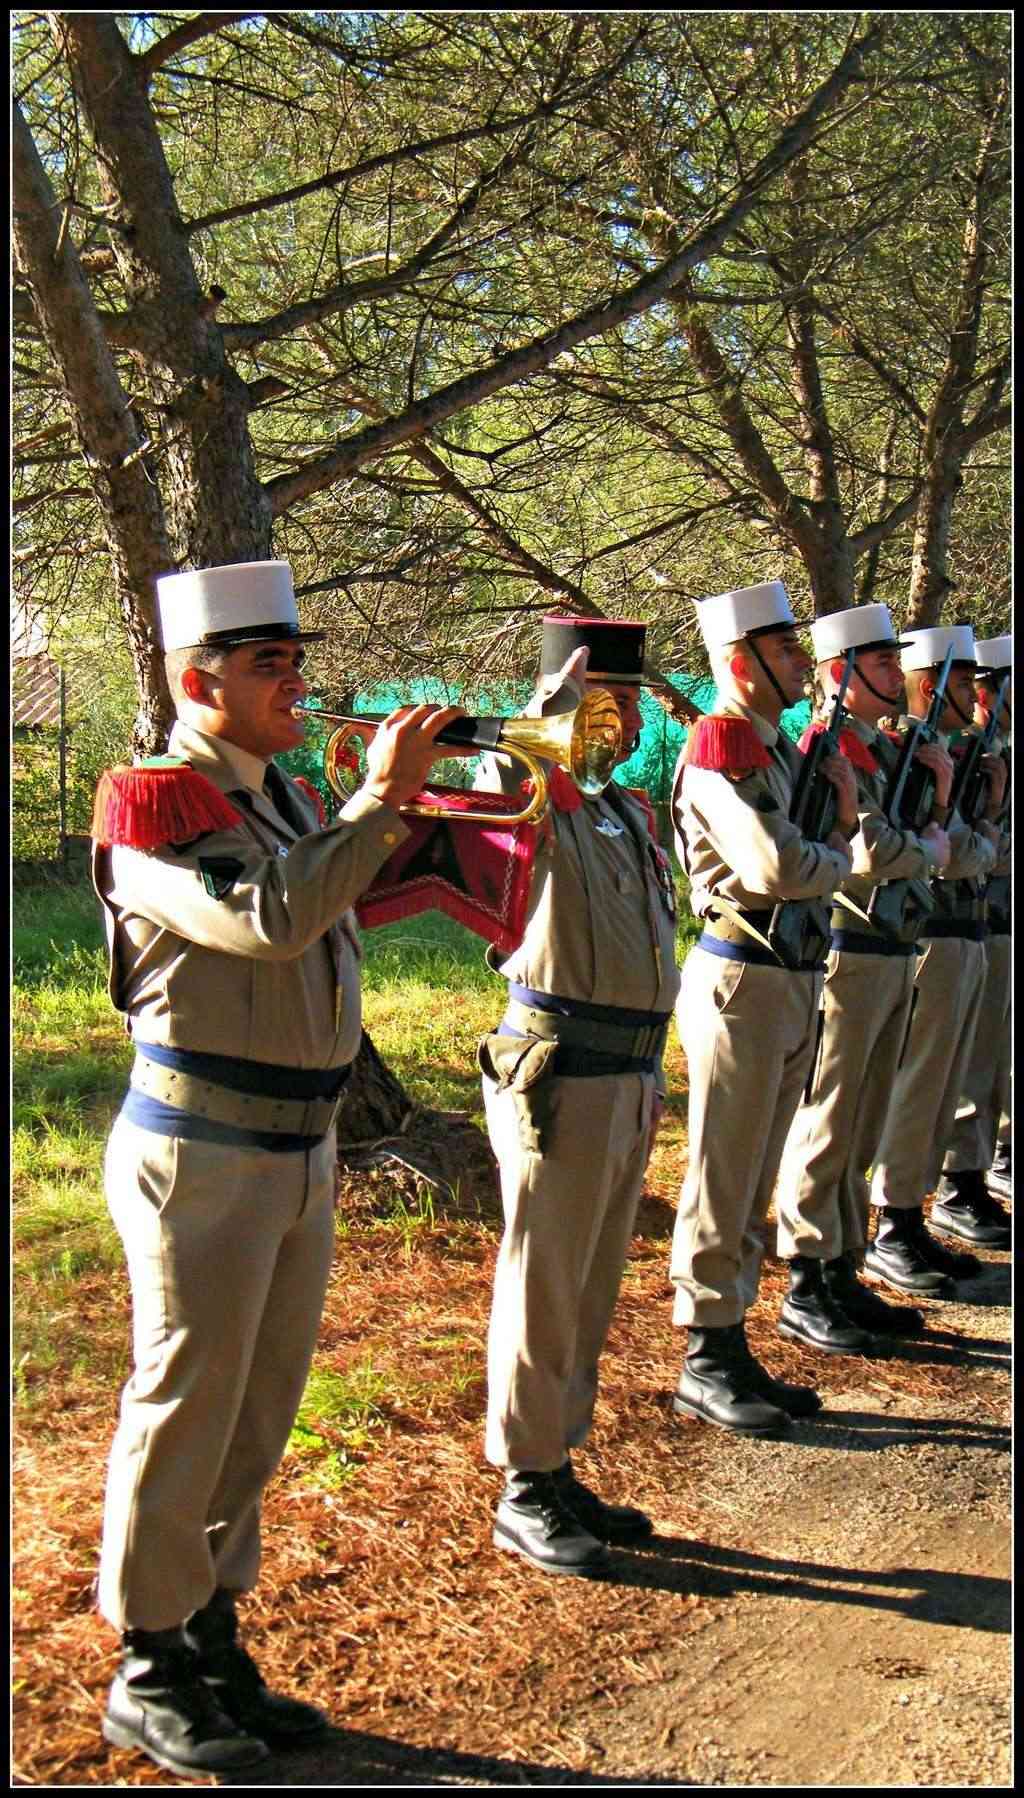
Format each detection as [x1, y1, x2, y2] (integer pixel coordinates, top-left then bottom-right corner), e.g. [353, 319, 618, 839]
[363, 704, 468, 809]
[920, 822, 951, 871]
[913, 740, 953, 806]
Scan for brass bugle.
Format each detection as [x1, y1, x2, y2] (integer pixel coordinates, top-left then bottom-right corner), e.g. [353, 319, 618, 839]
[295, 690, 623, 824]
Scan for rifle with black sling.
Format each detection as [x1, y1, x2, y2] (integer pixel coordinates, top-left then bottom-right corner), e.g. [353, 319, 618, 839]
[765, 647, 857, 968]
[879, 643, 955, 833]
[864, 644, 955, 935]
[948, 671, 1010, 826]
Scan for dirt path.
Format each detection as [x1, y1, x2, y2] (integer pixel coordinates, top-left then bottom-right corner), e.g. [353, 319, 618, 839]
[224, 1258, 1009, 1789]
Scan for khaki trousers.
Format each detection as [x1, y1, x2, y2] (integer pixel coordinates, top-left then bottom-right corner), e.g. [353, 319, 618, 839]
[871, 936, 986, 1209]
[483, 1069, 654, 1471]
[98, 1117, 336, 1631]
[670, 948, 822, 1328]
[943, 932, 1011, 1173]
[775, 949, 916, 1261]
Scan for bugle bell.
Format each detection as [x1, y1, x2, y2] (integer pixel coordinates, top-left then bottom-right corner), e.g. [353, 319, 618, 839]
[296, 691, 623, 825]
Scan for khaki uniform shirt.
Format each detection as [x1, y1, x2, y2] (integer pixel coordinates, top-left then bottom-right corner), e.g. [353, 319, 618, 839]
[833, 717, 940, 915]
[476, 668, 678, 1017]
[487, 777, 680, 1017]
[476, 672, 679, 1092]
[671, 700, 853, 916]
[93, 721, 409, 1069]
[885, 717, 997, 885]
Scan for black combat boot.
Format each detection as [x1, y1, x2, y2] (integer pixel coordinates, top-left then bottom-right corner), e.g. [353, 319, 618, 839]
[494, 1469, 610, 1575]
[778, 1256, 877, 1355]
[728, 1320, 822, 1417]
[909, 1208, 983, 1281]
[185, 1589, 329, 1744]
[673, 1325, 791, 1437]
[554, 1457, 653, 1544]
[987, 1142, 1011, 1201]
[931, 1172, 1011, 1249]
[822, 1251, 924, 1336]
[863, 1206, 955, 1296]
[103, 1624, 269, 1778]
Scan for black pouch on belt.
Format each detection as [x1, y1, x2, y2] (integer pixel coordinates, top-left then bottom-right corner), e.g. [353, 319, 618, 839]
[477, 1032, 560, 1157]
[768, 898, 830, 969]
[866, 877, 935, 944]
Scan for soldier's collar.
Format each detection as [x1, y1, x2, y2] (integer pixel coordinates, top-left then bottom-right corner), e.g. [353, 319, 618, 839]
[169, 720, 268, 796]
[718, 698, 779, 749]
[843, 714, 876, 745]
[894, 710, 954, 748]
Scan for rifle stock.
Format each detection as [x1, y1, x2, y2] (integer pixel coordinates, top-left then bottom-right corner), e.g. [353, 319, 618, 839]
[949, 671, 1010, 825]
[880, 643, 955, 833]
[788, 647, 856, 841]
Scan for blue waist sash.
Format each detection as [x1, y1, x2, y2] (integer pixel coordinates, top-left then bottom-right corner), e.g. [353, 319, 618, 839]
[506, 984, 672, 1027]
[121, 1041, 351, 1150]
[696, 933, 825, 973]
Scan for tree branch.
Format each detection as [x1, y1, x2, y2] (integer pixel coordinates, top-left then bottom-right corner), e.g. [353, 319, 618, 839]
[185, 23, 649, 235]
[263, 19, 887, 515]
[136, 14, 263, 84]
[223, 127, 544, 352]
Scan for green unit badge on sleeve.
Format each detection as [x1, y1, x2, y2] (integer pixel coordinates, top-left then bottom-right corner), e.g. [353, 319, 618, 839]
[199, 855, 247, 900]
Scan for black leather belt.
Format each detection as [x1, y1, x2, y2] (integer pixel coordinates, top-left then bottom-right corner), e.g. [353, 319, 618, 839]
[830, 930, 918, 959]
[920, 920, 988, 942]
[505, 986, 670, 1061]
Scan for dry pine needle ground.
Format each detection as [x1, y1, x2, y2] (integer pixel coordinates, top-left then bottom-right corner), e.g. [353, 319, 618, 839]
[12, 1064, 992, 1787]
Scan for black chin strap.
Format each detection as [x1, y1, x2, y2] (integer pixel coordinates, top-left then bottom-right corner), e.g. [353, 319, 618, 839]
[850, 660, 899, 709]
[944, 683, 975, 729]
[744, 634, 792, 714]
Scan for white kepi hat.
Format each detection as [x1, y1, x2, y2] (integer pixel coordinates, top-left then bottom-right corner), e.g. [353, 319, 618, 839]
[974, 634, 1012, 674]
[899, 623, 976, 672]
[810, 603, 899, 662]
[694, 580, 804, 650]
[156, 560, 326, 652]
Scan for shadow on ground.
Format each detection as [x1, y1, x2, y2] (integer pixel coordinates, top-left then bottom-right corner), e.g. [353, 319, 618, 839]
[785, 1406, 1011, 1455]
[943, 1262, 1012, 1307]
[229, 1729, 694, 1786]
[881, 1327, 1010, 1372]
[601, 1535, 1009, 1633]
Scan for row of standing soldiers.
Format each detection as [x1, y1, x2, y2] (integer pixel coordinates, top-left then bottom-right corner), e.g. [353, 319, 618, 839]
[87, 564, 1009, 1777]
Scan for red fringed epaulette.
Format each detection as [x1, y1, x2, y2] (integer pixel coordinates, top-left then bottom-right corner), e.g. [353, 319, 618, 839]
[797, 721, 879, 774]
[90, 757, 243, 849]
[624, 787, 659, 841]
[684, 714, 772, 775]
[292, 775, 328, 826]
[839, 729, 879, 774]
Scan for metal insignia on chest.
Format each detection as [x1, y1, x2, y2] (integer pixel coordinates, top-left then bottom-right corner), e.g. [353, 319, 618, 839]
[594, 817, 625, 837]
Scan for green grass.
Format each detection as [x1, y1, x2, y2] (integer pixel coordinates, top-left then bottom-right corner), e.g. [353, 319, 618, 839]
[12, 870, 698, 1420]
[286, 1359, 395, 1488]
